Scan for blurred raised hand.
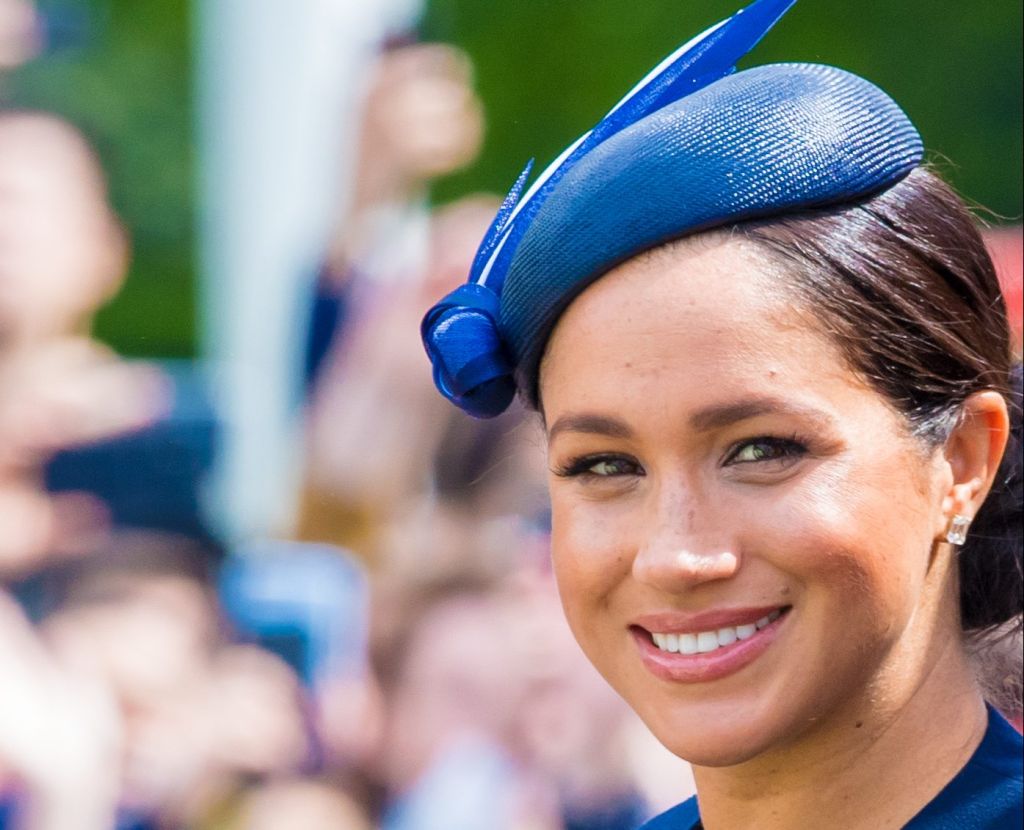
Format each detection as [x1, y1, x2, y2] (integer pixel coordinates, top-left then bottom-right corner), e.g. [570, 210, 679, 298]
[0, 592, 121, 830]
[0, 337, 168, 577]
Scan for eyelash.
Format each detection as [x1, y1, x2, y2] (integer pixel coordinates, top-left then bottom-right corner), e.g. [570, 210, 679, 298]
[552, 435, 810, 479]
[552, 453, 643, 480]
[721, 434, 809, 466]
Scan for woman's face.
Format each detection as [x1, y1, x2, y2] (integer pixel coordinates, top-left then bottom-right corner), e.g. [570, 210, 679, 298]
[540, 235, 956, 767]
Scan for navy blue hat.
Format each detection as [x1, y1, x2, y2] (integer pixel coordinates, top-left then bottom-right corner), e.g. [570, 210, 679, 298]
[422, 0, 923, 418]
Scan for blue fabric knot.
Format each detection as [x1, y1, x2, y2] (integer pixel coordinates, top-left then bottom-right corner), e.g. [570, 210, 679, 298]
[421, 283, 516, 419]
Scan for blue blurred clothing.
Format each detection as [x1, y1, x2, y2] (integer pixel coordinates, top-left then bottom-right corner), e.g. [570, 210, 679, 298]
[381, 736, 520, 830]
[303, 264, 353, 393]
[43, 361, 218, 540]
[564, 794, 648, 830]
[219, 541, 369, 688]
[640, 706, 1023, 829]
[0, 797, 157, 830]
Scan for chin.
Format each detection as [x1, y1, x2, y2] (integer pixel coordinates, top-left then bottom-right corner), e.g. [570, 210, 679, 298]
[625, 682, 807, 768]
[665, 737, 771, 768]
[644, 712, 778, 767]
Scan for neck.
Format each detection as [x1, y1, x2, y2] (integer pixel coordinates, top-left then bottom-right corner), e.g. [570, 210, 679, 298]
[693, 616, 986, 830]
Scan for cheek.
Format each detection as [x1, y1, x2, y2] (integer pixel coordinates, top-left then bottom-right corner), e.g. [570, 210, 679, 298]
[549, 490, 633, 632]
[766, 465, 934, 634]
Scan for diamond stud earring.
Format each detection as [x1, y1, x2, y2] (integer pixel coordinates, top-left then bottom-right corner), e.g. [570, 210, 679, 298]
[946, 514, 971, 546]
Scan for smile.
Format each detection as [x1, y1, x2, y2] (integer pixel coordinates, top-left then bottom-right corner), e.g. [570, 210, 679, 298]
[650, 608, 783, 655]
[631, 606, 792, 683]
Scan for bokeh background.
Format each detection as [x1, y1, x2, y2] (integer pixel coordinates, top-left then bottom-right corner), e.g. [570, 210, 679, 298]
[1, 1, 1021, 829]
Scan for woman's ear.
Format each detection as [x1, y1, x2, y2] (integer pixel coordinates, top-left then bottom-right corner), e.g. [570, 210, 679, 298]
[938, 391, 1010, 535]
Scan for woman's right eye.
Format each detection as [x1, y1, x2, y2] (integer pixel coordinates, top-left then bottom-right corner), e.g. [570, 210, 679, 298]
[554, 455, 643, 479]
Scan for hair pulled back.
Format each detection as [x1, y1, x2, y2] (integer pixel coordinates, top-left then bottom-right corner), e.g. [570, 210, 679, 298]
[738, 167, 1021, 634]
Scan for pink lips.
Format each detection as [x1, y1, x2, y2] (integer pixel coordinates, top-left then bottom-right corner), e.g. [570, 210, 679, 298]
[631, 606, 791, 684]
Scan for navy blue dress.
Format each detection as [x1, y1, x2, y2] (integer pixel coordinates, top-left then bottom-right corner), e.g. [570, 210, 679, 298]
[641, 706, 1023, 829]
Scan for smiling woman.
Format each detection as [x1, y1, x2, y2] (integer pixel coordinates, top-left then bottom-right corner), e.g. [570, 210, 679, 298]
[540, 224, 1015, 825]
[419, 0, 1022, 828]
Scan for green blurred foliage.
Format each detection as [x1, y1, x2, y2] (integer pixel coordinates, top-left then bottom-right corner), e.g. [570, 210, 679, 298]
[7, 0, 195, 358]
[423, 0, 1023, 221]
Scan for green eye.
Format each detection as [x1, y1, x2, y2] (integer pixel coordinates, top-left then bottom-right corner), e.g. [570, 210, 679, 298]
[554, 454, 643, 478]
[589, 458, 635, 476]
[733, 443, 777, 463]
[727, 437, 807, 465]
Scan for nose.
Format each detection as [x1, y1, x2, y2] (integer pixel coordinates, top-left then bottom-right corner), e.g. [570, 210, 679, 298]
[632, 497, 739, 591]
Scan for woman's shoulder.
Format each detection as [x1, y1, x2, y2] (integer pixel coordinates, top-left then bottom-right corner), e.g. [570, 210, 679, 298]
[904, 705, 1022, 829]
[638, 796, 701, 830]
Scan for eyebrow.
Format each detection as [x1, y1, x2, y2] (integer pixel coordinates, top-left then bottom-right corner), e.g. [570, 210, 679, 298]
[688, 396, 835, 432]
[547, 397, 833, 441]
[547, 413, 634, 442]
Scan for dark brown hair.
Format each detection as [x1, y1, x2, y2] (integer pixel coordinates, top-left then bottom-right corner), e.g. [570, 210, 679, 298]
[737, 166, 1021, 633]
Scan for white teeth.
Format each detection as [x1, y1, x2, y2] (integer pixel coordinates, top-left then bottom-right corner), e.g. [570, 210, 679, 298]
[696, 632, 719, 653]
[755, 609, 783, 630]
[651, 609, 786, 655]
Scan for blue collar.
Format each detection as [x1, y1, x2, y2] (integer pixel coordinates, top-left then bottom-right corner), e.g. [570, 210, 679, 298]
[641, 705, 1023, 830]
[905, 704, 1023, 829]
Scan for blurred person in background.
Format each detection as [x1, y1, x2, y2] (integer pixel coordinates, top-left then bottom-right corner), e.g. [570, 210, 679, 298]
[0, 109, 170, 830]
[0, 0, 37, 74]
[372, 395, 549, 583]
[506, 580, 656, 830]
[0, 112, 127, 346]
[0, 111, 167, 576]
[365, 569, 654, 830]
[301, 197, 504, 561]
[316, 40, 483, 295]
[299, 41, 512, 563]
[0, 588, 121, 830]
[369, 573, 564, 830]
[231, 777, 372, 830]
[37, 530, 311, 830]
[217, 542, 389, 787]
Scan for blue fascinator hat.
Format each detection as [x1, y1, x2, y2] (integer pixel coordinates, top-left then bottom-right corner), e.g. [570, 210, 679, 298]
[421, 0, 923, 418]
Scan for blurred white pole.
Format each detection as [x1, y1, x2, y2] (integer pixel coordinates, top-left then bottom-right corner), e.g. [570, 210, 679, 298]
[193, 0, 421, 541]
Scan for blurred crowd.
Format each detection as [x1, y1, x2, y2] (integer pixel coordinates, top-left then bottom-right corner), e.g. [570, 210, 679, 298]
[0, 6, 694, 829]
[1, 3, 1021, 830]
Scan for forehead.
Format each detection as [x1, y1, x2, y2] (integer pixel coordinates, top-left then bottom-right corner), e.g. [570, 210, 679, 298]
[539, 234, 854, 416]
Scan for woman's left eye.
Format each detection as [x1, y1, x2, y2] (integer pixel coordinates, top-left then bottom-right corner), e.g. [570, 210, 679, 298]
[724, 436, 807, 466]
